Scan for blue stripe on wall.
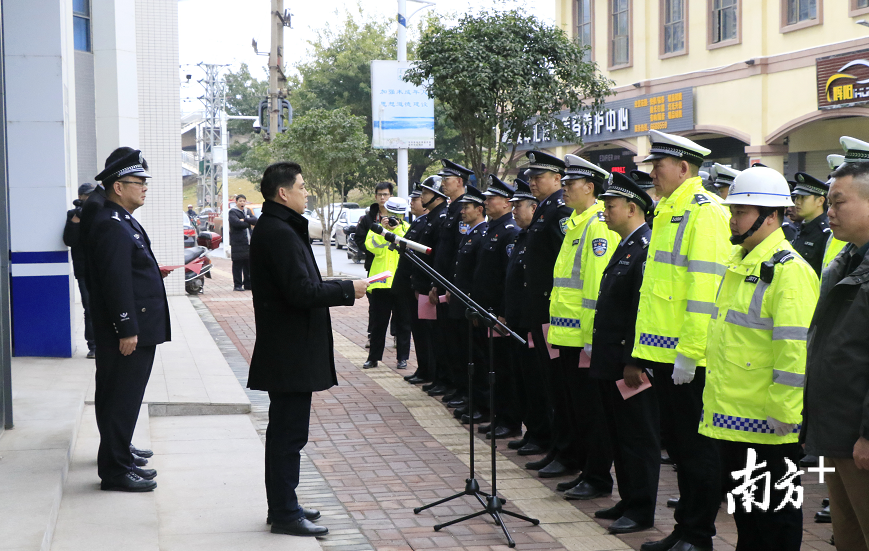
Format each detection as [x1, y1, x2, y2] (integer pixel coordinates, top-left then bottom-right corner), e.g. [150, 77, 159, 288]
[11, 275, 71, 357]
[11, 251, 69, 264]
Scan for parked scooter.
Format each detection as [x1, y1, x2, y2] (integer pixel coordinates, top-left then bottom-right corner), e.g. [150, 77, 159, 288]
[184, 246, 212, 295]
[345, 225, 365, 264]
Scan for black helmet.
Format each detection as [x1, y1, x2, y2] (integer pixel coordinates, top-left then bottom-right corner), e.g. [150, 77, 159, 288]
[419, 175, 446, 199]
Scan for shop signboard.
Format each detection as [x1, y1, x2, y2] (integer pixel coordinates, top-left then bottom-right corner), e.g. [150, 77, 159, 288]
[370, 60, 435, 149]
[816, 49, 869, 110]
[513, 87, 694, 150]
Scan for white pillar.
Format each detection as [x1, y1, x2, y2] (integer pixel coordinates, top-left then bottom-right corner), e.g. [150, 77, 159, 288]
[396, 0, 408, 198]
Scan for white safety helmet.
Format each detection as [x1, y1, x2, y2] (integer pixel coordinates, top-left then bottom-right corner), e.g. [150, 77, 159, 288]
[385, 197, 408, 214]
[722, 167, 794, 208]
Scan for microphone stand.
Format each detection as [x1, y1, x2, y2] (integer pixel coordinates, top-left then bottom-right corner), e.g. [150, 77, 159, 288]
[397, 245, 538, 547]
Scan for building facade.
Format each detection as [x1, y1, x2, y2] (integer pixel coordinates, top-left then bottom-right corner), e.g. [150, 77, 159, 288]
[535, 0, 869, 177]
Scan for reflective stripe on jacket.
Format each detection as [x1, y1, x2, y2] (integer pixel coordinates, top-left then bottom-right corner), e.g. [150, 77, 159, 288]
[700, 229, 818, 444]
[549, 202, 619, 347]
[365, 222, 407, 291]
[633, 176, 731, 364]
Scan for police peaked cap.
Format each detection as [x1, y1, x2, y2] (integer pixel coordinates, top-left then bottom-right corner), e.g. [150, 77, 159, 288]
[643, 130, 711, 167]
[456, 185, 485, 205]
[562, 154, 609, 191]
[792, 172, 829, 197]
[600, 171, 654, 215]
[437, 159, 474, 179]
[840, 136, 869, 164]
[828, 154, 845, 172]
[95, 148, 151, 183]
[629, 170, 655, 190]
[511, 178, 536, 202]
[78, 183, 96, 196]
[525, 151, 566, 176]
[484, 174, 515, 199]
[409, 182, 422, 198]
[711, 163, 741, 188]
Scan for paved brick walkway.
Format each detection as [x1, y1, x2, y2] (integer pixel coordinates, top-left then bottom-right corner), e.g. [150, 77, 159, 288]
[198, 256, 834, 551]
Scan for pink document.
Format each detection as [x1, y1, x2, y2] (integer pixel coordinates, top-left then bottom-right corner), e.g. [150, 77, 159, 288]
[616, 373, 652, 400]
[418, 295, 437, 320]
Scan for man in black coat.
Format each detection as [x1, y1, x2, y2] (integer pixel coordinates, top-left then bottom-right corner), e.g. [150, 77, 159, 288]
[228, 194, 258, 291]
[248, 162, 368, 537]
[63, 183, 97, 358]
[88, 148, 171, 492]
[589, 171, 660, 535]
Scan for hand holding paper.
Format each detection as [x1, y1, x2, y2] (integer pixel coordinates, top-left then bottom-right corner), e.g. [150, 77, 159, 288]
[616, 372, 652, 400]
[364, 271, 392, 284]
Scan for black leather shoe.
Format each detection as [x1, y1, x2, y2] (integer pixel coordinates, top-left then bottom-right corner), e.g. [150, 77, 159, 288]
[594, 505, 624, 520]
[447, 398, 467, 409]
[362, 360, 378, 369]
[132, 454, 148, 466]
[267, 508, 321, 524]
[461, 411, 489, 424]
[87, 349, 96, 359]
[397, 360, 408, 369]
[524, 452, 555, 470]
[557, 474, 583, 492]
[453, 404, 470, 417]
[422, 382, 437, 392]
[815, 505, 831, 523]
[661, 453, 674, 465]
[270, 517, 328, 537]
[487, 426, 521, 439]
[640, 532, 681, 551]
[407, 377, 426, 384]
[822, 497, 829, 507]
[507, 438, 527, 450]
[100, 472, 157, 492]
[233, 285, 244, 292]
[609, 516, 652, 534]
[442, 389, 460, 402]
[427, 385, 448, 396]
[564, 480, 609, 498]
[517, 443, 546, 456]
[668, 541, 712, 551]
[404, 372, 419, 381]
[132, 466, 157, 480]
[130, 444, 153, 458]
[667, 497, 679, 508]
[800, 454, 819, 467]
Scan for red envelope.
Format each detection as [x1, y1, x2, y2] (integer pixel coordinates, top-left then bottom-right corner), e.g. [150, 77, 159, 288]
[418, 295, 437, 320]
[439, 294, 448, 303]
[616, 373, 652, 400]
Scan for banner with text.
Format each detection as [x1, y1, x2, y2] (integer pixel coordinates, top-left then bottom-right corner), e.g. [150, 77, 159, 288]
[816, 49, 869, 110]
[371, 60, 435, 149]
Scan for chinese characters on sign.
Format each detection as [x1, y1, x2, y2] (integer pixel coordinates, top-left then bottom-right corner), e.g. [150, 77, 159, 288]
[816, 49, 869, 110]
[370, 60, 435, 149]
[513, 87, 694, 151]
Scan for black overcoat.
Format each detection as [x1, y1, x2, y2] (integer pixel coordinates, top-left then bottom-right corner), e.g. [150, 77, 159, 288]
[247, 200, 355, 393]
[228, 206, 258, 260]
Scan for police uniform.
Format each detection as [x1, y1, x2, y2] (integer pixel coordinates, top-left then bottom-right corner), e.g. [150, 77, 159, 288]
[630, 170, 657, 229]
[472, 176, 520, 435]
[710, 163, 740, 200]
[790, 172, 832, 277]
[632, 130, 731, 550]
[88, 149, 169, 490]
[589, 172, 660, 531]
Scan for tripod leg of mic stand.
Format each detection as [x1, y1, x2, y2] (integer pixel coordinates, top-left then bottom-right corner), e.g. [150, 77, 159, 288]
[433, 509, 487, 531]
[490, 511, 516, 548]
[499, 509, 540, 524]
[413, 489, 468, 514]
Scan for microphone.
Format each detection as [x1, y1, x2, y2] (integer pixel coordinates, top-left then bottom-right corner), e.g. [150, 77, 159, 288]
[371, 223, 432, 255]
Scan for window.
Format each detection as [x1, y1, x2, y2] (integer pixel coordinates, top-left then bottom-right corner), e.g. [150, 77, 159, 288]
[852, 0, 869, 17]
[786, 0, 816, 25]
[859, 0, 869, 7]
[711, 0, 738, 43]
[576, 0, 593, 61]
[662, 0, 685, 55]
[73, 0, 91, 52]
[611, 0, 630, 67]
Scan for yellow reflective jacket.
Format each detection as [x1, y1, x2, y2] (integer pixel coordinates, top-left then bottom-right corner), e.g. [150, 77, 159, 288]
[822, 236, 847, 272]
[549, 202, 619, 347]
[365, 222, 408, 291]
[700, 229, 818, 444]
[633, 176, 731, 364]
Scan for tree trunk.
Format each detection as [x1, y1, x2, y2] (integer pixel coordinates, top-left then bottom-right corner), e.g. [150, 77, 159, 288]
[324, 232, 333, 277]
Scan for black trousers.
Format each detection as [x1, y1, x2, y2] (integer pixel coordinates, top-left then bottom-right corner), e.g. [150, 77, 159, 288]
[436, 304, 464, 389]
[718, 440, 803, 551]
[513, 328, 550, 448]
[367, 289, 411, 363]
[265, 391, 313, 523]
[644, 361, 721, 548]
[530, 326, 578, 467]
[231, 257, 251, 288]
[94, 343, 155, 480]
[77, 277, 94, 351]
[458, 321, 489, 411]
[397, 287, 433, 380]
[597, 377, 661, 525]
[489, 331, 521, 429]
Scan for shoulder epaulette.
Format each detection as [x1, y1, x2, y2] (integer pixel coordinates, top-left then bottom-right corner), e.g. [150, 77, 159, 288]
[505, 224, 514, 229]
[596, 211, 606, 221]
[641, 235, 650, 248]
[111, 211, 121, 222]
[694, 193, 712, 205]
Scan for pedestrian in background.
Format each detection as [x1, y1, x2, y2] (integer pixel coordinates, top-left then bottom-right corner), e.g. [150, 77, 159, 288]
[247, 161, 368, 537]
[64, 182, 97, 358]
[355, 182, 393, 349]
[229, 193, 258, 291]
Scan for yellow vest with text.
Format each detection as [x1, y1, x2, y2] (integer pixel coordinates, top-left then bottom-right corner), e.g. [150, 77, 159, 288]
[700, 230, 818, 444]
[549, 202, 619, 347]
[365, 222, 408, 291]
[822, 236, 847, 272]
[633, 177, 731, 364]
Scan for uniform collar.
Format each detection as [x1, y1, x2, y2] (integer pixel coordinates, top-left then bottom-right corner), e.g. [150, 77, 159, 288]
[568, 201, 603, 230]
[466, 220, 485, 233]
[727, 228, 787, 275]
[657, 176, 703, 212]
[489, 212, 514, 230]
[800, 212, 828, 231]
[619, 223, 645, 247]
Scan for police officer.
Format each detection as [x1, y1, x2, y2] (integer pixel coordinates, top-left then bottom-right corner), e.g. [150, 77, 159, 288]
[88, 148, 170, 492]
[710, 163, 740, 201]
[590, 171, 659, 535]
[704, 167, 817, 550]
[472, 175, 520, 439]
[64, 183, 97, 358]
[520, 151, 575, 473]
[446, 186, 489, 423]
[630, 170, 658, 229]
[790, 171, 833, 277]
[401, 185, 435, 385]
[633, 130, 731, 551]
[427, 160, 471, 399]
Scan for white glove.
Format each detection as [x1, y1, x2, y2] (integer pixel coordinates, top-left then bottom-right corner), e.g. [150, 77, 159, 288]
[767, 416, 797, 437]
[672, 353, 697, 385]
[584, 344, 592, 359]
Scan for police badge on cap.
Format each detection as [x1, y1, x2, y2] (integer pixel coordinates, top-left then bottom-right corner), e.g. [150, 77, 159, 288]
[792, 172, 829, 197]
[511, 178, 536, 202]
[600, 171, 654, 215]
[437, 159, 474, 179]
[484, 175, 515, 199]
[629, 170, 655, 190]
[525, 151, 566, 176]
[456, 185, 485, 205]
[95, 148, 152, 183]
[840, 136, 869, 164]
[643, 130, 711, 167]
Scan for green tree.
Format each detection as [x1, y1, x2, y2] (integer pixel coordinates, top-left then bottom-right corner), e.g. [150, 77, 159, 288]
[223, 63, 269, 137]
[405, 10, 613, 184]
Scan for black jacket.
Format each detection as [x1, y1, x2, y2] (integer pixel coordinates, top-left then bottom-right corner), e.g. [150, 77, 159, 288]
[228, 206, 258, 260]
[86, 200, 171, 347]
[354, 204, 382, 272]
[523, 189, 573, 326]
[503, 230, 530, 329]
[411, 201, 447, 293]
[472, 213, 519, 317]
[449, 220, 488, 319]
[432, 199, 464, 290]
[63, 209, 86, 279]
[791, 212, 831, 277]
[393, 213, 428, 292]
[801, 245, 869, 457]
[589, 224, 651, 381]
[247, 200, 355, 393]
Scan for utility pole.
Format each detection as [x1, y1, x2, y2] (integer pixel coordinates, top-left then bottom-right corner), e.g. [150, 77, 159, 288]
[396, 0, 408, 198]
[269, 0, 287, 140]
[197, 63, 226, 209]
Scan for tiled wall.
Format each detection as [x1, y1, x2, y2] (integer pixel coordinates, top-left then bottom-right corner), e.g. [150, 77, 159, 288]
[134, 0, 183, 295]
